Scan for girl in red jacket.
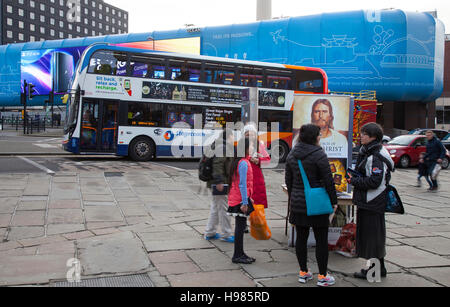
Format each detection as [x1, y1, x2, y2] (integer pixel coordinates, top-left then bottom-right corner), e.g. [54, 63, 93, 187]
[244, 124, 270, 209]
[227, 136, 256, 264]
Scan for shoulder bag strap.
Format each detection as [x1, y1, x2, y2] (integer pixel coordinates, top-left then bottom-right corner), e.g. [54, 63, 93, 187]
[297, 159, 311, 191]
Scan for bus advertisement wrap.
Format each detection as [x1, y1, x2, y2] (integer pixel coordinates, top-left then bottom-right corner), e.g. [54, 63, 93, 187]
[20, 37, 201, 98]
[292, 94, 354, 192]
[141, 81, 287, 107]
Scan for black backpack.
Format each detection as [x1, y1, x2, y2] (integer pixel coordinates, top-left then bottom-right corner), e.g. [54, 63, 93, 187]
[198, 155, 214, 182]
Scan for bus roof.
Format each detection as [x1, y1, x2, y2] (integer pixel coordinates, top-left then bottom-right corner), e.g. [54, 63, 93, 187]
[78, 43, 326, 76]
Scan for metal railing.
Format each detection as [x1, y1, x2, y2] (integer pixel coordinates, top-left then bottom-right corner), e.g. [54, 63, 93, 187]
[331, 90, 377, 101]
[0, 115, 62, 134]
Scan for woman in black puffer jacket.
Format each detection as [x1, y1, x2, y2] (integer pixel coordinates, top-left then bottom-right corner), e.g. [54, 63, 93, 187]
[285, 124, 338, 286]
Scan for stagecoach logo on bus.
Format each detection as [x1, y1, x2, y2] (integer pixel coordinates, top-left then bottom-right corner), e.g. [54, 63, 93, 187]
[163, 130, 207, 142]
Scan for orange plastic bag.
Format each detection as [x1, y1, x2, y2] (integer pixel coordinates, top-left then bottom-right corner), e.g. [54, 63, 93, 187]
[249, 204, 272, 240]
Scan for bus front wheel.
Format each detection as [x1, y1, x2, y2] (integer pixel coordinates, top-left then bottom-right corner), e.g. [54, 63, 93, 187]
[129, 137, 155, 162]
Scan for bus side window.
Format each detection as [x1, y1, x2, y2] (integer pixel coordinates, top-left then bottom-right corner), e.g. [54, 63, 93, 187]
[127, 101, 162, 127]
[214, 67, 236, 85]
[298, 79, 323, 92]
[144, 57, 166, 79]
[169, 60, 202, 82]
[267, 73, 293, 90]
[239, 66, 263, 87]
[129, 55, 149, 78]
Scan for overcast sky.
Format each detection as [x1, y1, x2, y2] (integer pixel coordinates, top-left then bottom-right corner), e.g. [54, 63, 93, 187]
[105, 0, 449, 33]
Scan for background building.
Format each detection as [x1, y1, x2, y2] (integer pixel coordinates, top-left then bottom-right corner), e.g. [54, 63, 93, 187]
[0, 0, 128, 45]
[436, 34, 450, 131]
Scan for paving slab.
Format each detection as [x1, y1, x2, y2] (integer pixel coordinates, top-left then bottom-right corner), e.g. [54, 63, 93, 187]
[345, 272, 442, 287]
[50, 183, 80, 200]
[77, 231, 151, 276]
[239, 261, 300, 279]
[149, 251, 192, 264]
[16, 201, 47, 211]
[120, 205, 149, 217]
[11, 210, 45, 226]
[82, 194, 115, 202]
[0, 213, 12, 227]
[46, 224, 85, 236]
[18, 235, 67, 247]
[0, 197, 19, 213]
[47, 209, 84, 224]
[0, 190, 22, 197]
[396, 236, 450, 255]
[410, 267, 450, 287]
[155, 261, 201, 276]
[0, 241, 22, 251]
[48, 199, 81, 209]
[86, 221, 126, 230]
[139, 230, 214, 252]
[36, 241, 76, 256]
[385, 245, 450, 268]
[389, 228, 435, 238]
[259, 274, 355, 287]
[0, 254, 73, 286]
[167, 270, 256, 287]
[84, 206, 124, 222]
[8, 226, 45, 240]
[186, 249, 240, 272]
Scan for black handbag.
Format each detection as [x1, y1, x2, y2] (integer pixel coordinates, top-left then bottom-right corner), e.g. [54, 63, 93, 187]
[385, 184, 405, 214]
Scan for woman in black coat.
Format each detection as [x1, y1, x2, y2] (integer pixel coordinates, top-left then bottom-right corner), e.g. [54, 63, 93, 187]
[285, 124, 338, 287]
[347, 123, 394, 279]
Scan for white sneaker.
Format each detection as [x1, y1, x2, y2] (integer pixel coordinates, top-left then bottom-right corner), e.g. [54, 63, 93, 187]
[298, 270, 313, 283]
[317, 274, 335, 287]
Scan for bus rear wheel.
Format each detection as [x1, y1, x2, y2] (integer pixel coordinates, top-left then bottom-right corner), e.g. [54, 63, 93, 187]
[270, 141, 289, 163]
[129, 137, 155, 162]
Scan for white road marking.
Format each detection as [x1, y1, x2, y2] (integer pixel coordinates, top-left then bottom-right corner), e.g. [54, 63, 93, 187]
[18, 156, 55, 175]
[151, 162, 186, 172]
[33, 143, 58, 148]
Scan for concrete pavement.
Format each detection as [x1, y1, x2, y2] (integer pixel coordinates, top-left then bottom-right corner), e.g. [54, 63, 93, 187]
[0, 160, 449, 287]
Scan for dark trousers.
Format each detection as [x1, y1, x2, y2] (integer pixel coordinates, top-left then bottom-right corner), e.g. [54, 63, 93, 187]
[233, 216, 247, 259]
[295, 226, 329, 276]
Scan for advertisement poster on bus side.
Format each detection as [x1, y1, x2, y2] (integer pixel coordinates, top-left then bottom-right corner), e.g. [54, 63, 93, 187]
[142, 81, 287, 107]
[292, 94, 353, 192]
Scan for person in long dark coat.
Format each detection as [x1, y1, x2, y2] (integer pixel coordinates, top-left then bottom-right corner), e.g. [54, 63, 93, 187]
[347, 123, 394, 280]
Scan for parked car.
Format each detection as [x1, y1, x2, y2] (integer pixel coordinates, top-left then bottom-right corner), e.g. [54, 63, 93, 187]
[442, 134, 450, 150]
[385, 135, 449, 169]
[408, 128, 449, 140]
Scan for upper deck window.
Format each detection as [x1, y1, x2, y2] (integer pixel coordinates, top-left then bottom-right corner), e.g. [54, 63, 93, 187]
[295, 70, 324, 92]
[168, 59, 202, 82]
[239, 66, 263, 87]
[266, 69, 293, 90]
[88, 50, 128, 76]
[205, 63, 236, 85]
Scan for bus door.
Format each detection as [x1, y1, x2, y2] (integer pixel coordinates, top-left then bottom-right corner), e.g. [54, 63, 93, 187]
[80, 99, 118, 152]
[100, 101, 119, 152]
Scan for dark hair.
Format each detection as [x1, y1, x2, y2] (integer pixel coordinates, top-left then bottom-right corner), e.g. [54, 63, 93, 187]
[228, 137, 251, 188]
[311, 99, 334, 129]
[299, 124, 321, 145]
[361, 122, 383, 142]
